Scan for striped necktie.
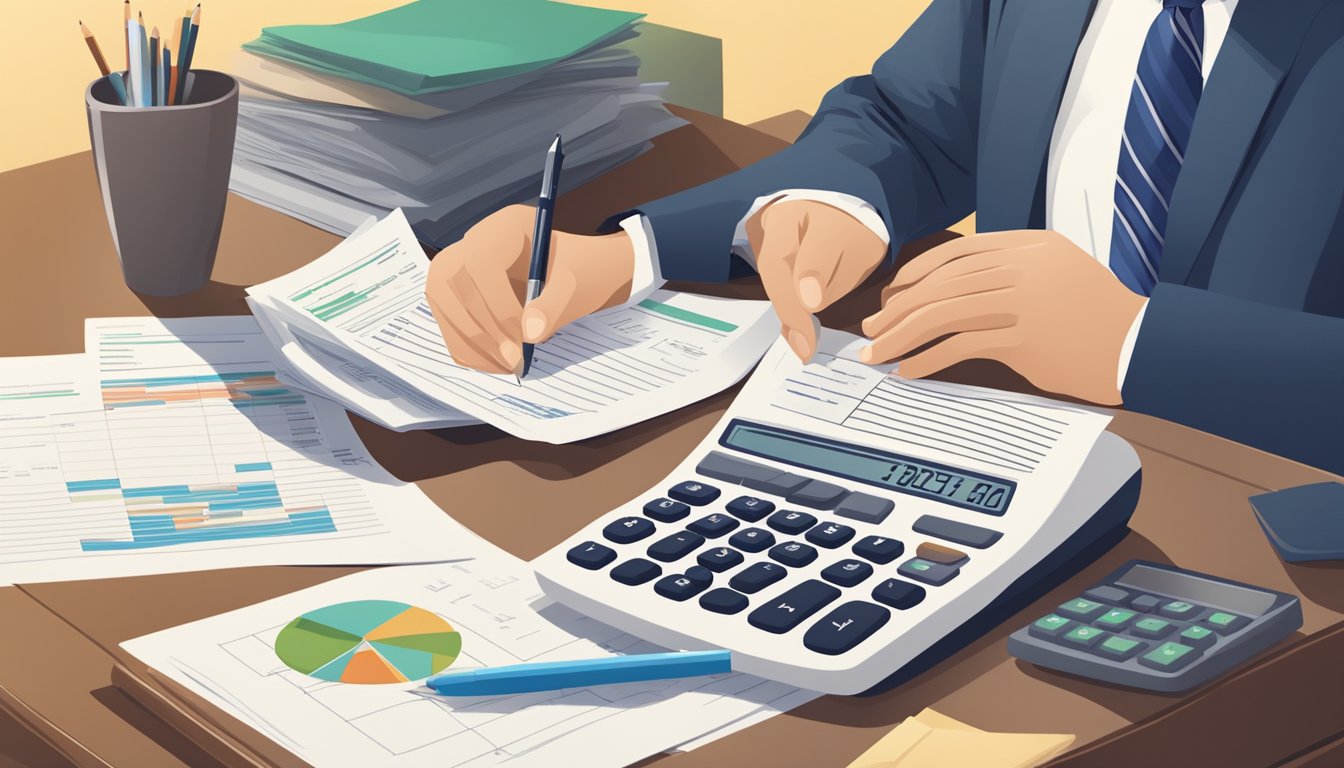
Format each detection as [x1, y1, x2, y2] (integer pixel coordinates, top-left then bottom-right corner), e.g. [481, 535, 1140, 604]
[1109, 0, 1206, 295]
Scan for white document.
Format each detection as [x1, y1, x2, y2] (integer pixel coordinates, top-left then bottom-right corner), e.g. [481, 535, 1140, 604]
[121, 545, 811, 768]
[248, 209, 778, 444]
[0, 319, 475, 586]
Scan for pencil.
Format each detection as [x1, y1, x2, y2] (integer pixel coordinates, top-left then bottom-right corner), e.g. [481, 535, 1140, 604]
[108, 71, 129, 106]
[149, 26, 160, 106]
[159, 45, 170, 108]
[138, 13, 150, 107]
[123, 0, 131, 72]
[174, 7, 193, 104]
[181, 4, 201, 101]
[80, 21, 111, 77]
[126, 13, 143, 106]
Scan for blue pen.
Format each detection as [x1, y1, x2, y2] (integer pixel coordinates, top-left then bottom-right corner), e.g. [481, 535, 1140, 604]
[519, 134, 564, 378]
[425, 649, 731, 696]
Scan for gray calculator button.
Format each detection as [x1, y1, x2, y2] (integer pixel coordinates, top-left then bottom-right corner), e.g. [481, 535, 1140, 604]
[787, 480, 850, 510]
[1130, 594, 1162, 612]
[835, 492, 895, 524]
[695, 451, 780, 485]
[1082, 585, 1131, 606]
[911, 515, 1002, 549]
[897, 557, 960, 586]
[744, 472, 812, 496]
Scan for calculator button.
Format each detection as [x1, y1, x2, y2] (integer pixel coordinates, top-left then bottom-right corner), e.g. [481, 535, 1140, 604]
[1158, 600, 1203, 620]
[669, 481, 721, 506]
[695, 451, 780, 485]
[726, 496, 775, 522]
[744, 472, 811, 496]
[852, 535, 905, 565]
[1094, 608, 1138, 630]
[687, 513, 739, 539]
[609, 558, 662, 586]
[898, 557, 959, 586]
[786, 480, 850, 510]
[804, 601, 891, 655]
[654, 573, 709, 601]
[684, 566, 715, 588]
[1204, 611, 1249, 634]
[871, 578, 926, 610]
[1061, 625, 1109, 649]
[747, 580, 842, 634]
[729, 562, 787, 594]
[834, 492, 894, 524]
[1082, 585, 1132, 606]
[728, 527, 775, 553]
[643, 498, 690, 523]
[805, 522, 856, 548]
[911, 514, 1002, 548]
[602, 516, 656, 545]
[821, 559, 874, 587]
[1139, 641, 1201, 671]
[769, 541, 819, 568]
[1131, 617, 1176, 638]
[1028, 614, 1075, 640]
[646, 531, 705, 562]
[699, 587, 750, 615]
[1129, 594, 1162, 613]
[566, 541, 616, 570]
[697, 546, 745, 572]
[1178, 625, 1216, 649]
[767, 510, 817, 535]
[915, 542, 968, 566]
[1095, 635, 1146, 660]
[1057, 598, 1108, 621]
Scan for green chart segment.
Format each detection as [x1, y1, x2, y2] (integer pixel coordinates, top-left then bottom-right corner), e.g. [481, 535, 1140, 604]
[274, 600, 462, 684]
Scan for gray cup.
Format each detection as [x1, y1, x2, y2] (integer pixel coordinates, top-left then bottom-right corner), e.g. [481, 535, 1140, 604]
[85, 71, 239, 296]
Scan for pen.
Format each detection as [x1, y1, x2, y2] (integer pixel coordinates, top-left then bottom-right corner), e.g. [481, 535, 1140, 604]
[425, 649, 731, 697]
[519, 134, 564, 378]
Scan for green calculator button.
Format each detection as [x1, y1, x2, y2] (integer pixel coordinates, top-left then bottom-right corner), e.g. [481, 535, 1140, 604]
[1096, 635, 1145, 660]
[1179, 625, 1216, 649]
[1132, 617, 1175, 638]
[1139, 641, 1201, 671]
[1205, 611, 1249, 634]
[1058, 598, 1107, 621]
[1159, 600, 1200, 619]
[1062, 625, 1108, 648]
[1030, 614, 1074, 638]
[1095, 609, 1137, 629]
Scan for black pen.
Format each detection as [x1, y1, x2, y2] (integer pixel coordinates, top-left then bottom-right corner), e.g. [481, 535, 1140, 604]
[520, 134, 563, 378]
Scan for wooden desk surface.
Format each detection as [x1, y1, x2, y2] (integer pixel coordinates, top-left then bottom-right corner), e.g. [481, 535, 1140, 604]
[1, 106, 1341, 768]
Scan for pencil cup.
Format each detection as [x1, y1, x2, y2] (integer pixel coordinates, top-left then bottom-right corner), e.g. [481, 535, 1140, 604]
[85, 71, 238, 296]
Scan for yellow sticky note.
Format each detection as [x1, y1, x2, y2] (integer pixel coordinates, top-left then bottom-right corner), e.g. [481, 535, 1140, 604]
[847, 709, 1074, 768]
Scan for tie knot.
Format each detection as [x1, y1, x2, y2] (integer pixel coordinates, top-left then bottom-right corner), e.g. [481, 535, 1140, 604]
[1164, 0, 1204, 8]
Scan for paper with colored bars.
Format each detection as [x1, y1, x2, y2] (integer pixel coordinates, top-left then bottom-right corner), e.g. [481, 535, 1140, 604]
[0, 317, 476, 586]
[247, 208, 778, 443]
[121, 541, 815, 768]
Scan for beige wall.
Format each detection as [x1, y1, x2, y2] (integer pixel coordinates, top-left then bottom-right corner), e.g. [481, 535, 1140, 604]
[0, 1, 927, 172]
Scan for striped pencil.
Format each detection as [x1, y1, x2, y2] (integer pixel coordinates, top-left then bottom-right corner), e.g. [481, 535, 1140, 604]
[80, 21, 111, 76]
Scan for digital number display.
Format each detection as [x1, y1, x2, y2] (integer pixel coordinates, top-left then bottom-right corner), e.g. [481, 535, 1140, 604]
[720, 420, 1015, 516]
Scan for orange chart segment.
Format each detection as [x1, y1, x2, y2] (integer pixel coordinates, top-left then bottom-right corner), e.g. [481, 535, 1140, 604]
[275, 600, 462, 684]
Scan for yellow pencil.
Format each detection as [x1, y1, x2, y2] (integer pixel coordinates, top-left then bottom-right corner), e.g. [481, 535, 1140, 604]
[80, 21, 111, 77]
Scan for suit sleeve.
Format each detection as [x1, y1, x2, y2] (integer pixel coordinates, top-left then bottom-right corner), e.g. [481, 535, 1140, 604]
[1123, 284, 1344, 474]
[622, 0, 988, 282]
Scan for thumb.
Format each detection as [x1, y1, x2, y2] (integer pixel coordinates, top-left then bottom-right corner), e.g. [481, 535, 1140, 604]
[520, 268, 582, 344]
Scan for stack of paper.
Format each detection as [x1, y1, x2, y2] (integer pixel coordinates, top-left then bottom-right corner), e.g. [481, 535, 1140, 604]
[246, 209, 779, 443]
[230, 0, 686, 247]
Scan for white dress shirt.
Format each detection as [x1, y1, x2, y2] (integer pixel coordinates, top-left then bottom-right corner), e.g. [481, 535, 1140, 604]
[624, 0, 1238, 390]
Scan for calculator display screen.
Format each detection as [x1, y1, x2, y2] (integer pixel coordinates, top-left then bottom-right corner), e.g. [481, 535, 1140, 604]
[720, 420, 1016, 515]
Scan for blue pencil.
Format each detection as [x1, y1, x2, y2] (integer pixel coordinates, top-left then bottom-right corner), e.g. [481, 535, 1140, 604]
[159, 45, 170, 107]
[177, 4, 200, 105]
[425, 650, 732, 697]
[108, 72, 129, 106]
[137, 13, 150, 107]
[148, 26, 159, 106]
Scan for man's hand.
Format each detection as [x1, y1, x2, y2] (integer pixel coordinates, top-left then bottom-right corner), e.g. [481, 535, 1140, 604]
[747, 199, 888, 362]
[860, 230, 1147, 405]
[425, 205, 635, 374]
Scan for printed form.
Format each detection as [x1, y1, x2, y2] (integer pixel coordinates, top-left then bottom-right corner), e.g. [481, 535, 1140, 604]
[247, 209, 778, 442]
[121, 546, 815, 768]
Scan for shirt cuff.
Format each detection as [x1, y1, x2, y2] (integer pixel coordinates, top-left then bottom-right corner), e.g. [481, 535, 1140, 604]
[1117, 299, 1149, 392]
[619, 214, 665, 305]
[729, 190, 891, 269]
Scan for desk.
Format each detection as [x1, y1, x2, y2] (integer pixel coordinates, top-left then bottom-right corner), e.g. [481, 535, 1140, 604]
[1, 106, 1341, 768]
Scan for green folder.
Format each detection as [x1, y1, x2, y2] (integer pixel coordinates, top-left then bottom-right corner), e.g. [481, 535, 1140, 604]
[243, 0, 644, 96]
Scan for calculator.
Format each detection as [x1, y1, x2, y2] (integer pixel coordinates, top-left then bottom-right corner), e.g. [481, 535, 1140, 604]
[1007, 560, 1302, 692]
[533, 333, 1143, 695]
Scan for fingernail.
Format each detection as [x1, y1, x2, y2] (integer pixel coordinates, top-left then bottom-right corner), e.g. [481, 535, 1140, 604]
[798, 276, 823, 310]
[787, 329, 810, 360]
[859, 346, 874, 363]
[499, 339, 521, 368]
[522, 310, 546, 342]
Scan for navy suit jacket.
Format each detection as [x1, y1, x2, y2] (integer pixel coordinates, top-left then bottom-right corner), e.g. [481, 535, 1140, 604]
[631, 0, 1344, 474]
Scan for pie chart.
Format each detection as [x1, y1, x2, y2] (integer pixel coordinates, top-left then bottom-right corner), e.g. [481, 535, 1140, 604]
[274, 600, 462, 684]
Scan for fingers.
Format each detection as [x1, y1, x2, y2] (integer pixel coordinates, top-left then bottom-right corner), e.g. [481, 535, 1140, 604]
[520, 267, 580, 345]
[864, 259, 1018, 338]
[793, 213, 883, 313]
[425, 224, 530, 374]
[455, 267, 524, 372]
[755, 220, 815, 361]
[427, 291, 509, 374]
[862, 289, 1017, 363]
[894, 328, 1017, 380]
[887, 230, 1043, 294]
